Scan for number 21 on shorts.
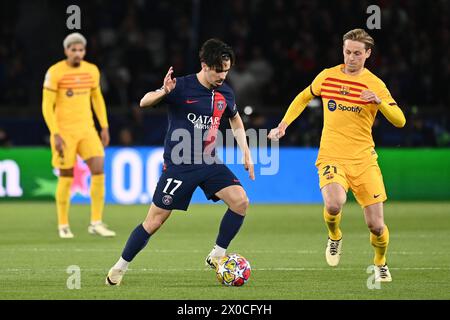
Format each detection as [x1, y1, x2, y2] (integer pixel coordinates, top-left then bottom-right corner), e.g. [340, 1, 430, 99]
[322, 165, 338, 176]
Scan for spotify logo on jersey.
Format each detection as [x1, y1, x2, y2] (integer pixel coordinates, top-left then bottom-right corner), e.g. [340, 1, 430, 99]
[328, 100, 337, 112]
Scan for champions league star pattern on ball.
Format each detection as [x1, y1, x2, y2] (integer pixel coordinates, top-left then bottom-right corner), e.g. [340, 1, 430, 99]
[216, 253, 251, 286]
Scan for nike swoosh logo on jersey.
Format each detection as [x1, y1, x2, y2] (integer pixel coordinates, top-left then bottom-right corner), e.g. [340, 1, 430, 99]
[186, 99, 199, 104]
[374, 194, 381, 198]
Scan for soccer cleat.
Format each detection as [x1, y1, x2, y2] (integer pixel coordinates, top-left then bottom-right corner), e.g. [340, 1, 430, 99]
[374, 264, 392, 282]
[88, 222, 116, 237]
[105, 268, 126, 286]
[325, 237, 342, 266]
[205, 254, 221, 270]
[58, 225, 74, 239]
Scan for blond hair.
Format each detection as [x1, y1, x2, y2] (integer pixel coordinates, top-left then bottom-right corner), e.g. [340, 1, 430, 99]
[343, 29, 374, 50]
[63, 32, 87, 49]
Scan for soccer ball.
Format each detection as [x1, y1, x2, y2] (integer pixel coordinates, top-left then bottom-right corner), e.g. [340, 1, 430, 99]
[215, 253, 251, 286]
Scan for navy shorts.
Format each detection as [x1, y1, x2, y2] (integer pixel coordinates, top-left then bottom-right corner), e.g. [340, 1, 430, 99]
[152, 163, 242, 211]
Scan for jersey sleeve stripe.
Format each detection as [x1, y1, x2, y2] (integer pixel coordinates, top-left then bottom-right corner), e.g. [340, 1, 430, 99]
[43, 87, 57, 92]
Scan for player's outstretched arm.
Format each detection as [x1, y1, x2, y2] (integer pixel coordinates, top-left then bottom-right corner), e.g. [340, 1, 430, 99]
[268, 86, 314, 140]
[140, 66, 177, 108]
[229, 113, 255, 180]
[378, 102, 406, 128]
[360, 90, 406, 128]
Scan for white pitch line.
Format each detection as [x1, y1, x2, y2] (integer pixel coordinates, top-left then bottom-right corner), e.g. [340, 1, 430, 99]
[2, 267, 450, 273]
[0, 248, 449, 255]
[0, 248, 202, 253]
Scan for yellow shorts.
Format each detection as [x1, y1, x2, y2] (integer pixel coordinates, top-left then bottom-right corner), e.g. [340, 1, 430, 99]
[316, 158, 387, 207]
[50, 128, 104, 169]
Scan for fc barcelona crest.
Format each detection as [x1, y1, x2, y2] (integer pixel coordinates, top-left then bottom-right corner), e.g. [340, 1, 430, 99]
[66, 89, 74, 97]
[339, 85, 350, 95]
[217, 100, 225, 111]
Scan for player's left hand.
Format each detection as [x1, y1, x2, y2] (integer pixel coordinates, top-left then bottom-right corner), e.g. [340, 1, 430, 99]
[244, 150, 255, 180]
[360, 90, 381, 104]
[101, 127, 110, 147]
[268, 121, 288, 141]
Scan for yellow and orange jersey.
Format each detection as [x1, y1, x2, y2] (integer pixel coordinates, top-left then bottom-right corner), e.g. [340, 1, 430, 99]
[42, 60, 108, 134]
[310, 64, 398, 162]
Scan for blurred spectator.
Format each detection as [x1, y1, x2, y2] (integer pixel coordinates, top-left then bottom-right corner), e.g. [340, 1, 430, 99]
[0, 127, 12, 147]
[118, 127, 135, 146]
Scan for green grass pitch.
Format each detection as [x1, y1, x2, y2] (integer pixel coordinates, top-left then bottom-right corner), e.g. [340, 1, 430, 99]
[0, 201, 449, 299]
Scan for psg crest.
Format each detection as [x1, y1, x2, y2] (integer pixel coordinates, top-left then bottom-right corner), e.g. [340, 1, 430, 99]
[162, 195, 173, 205]
[217, 100, 225, 111]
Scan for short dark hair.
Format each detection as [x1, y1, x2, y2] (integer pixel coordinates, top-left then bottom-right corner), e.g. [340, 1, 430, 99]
[199, 38, 235, 71]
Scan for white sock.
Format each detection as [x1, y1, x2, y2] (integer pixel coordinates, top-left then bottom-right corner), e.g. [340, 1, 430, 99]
[210, 245, 226, 257]
[113, 257, 129, 271]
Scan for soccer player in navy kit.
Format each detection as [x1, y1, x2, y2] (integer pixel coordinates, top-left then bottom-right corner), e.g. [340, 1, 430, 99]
[106, 39, 255, 285]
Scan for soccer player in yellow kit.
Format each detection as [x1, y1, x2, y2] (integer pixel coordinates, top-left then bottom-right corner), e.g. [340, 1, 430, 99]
[269, 29, 406, 282]
[42, 33, 116, 238]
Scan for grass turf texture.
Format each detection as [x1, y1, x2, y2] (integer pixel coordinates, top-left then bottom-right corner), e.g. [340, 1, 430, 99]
[0, 202, 449, 299]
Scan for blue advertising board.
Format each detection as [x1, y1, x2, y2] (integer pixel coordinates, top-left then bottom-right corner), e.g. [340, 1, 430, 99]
[70, 147, 322, 204]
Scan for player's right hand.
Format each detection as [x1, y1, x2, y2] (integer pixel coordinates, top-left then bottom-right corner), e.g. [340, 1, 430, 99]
[268, 122, 287, 141]
[54, 134, 66, 158]
[163, 66, 177, 94]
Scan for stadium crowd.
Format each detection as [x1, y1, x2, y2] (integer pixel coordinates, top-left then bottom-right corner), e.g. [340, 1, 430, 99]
[0, 0, 449, 147]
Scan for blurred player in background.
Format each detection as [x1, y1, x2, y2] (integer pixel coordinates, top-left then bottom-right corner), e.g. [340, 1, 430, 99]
[106, 39, 254, 286]
[269, 29, 406, 282]
[42, 32, 115, 238]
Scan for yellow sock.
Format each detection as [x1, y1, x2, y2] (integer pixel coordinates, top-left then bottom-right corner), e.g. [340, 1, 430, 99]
[370, 225, 389, 266]
[90, 174, 105, 224]
[56, 176, 73, 226]
[323, 207, 342, 240]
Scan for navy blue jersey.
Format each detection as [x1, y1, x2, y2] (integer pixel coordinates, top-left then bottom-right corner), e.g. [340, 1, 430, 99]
[163, 74, 238, 165]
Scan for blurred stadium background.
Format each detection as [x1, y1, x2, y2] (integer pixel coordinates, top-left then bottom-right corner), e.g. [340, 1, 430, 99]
[1, 0, 450, 147]
[0, 0, 449, 300]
